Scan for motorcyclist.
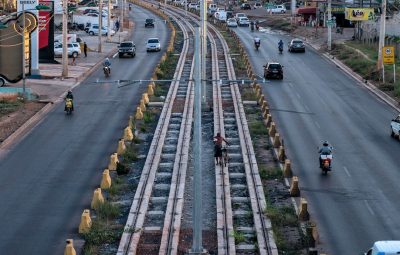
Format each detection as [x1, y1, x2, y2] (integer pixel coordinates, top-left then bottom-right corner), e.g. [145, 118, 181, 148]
[213, 133, 230, 165]
[278, 39, 284, 51]
[103, 57, 111, 73]
[255, 20, 259, 30]
[318, 141, 332, 167]
[250, 21, 254, 32]
[254, 37, 261, 49]
[65, 90, 74, 111]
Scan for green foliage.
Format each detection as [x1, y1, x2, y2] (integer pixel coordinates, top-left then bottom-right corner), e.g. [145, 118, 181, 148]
[122, 146, 138, 163]
[97, 201, 120, 221]
[249, 121, 268, 136]
[230, 230, 246, 244]
[143, 111, 154, 124]
[0, 98, 23, 117]
[116, 161, 129, 175]
[265, 204, 298, 227]
[241, 88, 257, 101]
[259, 165, 282, 180]
[83, 221, 122, 246]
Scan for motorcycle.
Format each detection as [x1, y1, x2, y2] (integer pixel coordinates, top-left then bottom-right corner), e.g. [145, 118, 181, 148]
[255, 41, 260, 51]
[278, 45, 283, 54]
[65, 98, 73, 115]
[250, 23, 254, 32]
[319, 154, 332, 175]
[103, 66, 110, 77]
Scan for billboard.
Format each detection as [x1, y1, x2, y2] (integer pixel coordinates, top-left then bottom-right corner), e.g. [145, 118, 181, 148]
[345, 8, 375, 21]
[38, 0, 55, 62]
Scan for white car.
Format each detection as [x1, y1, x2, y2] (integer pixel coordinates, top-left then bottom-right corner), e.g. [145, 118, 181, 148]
[253, 2, 262, 9]
[235, 13, 247, 21]
[227, 18, 238, 27]
[188, 3, 198, 9]
[88, 24, 115, 36]
[216, 7, 225, 12]
[237, 17, 250, 26]
[391, 115, 400, 138]
[269, 5, 287, 13]
[54, 42, 81, 58]
[146, 38, 161, 52]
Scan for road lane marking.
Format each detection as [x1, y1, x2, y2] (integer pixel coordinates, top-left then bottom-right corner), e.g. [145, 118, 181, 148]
[364, 200, 375, 215]
[304, 105, 310, 112]
[343, 166, 351, 177]
[314, 121, 320, 129]
[295, 92, 301, 99]
[113, 52, 118, 58]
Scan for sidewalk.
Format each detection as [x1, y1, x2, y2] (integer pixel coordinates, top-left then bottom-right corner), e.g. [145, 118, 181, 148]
[10, 30, 129, 103]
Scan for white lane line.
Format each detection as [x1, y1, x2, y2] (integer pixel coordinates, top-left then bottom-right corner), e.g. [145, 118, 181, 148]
[304, 105, 310, 112]
[295, 92, 301, 99]
[343, 166, 351, 177]
[314, 121, 320, 129]
[364, 200, 375, 215]
[112, 52, 118, 58]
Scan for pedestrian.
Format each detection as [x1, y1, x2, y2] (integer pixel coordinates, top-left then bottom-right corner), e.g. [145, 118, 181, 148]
[83, 42, 87, 57]
[115, 20, 120, 32]
[71, 55, 76, 66]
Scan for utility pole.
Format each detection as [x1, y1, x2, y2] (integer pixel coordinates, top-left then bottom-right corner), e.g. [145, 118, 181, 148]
[327, 0, 332, 51]
[98, 0, 102, 52]
[22, 3, 26, 96]
[291, 0, 296, 24]
[120, 0, 124, 32]
[62, 0, 68, 77]
[377, 0, 386, 72]
[190, 27, 204, 255]
[107, 0, 111, 41]
[201, 0, 207, 104]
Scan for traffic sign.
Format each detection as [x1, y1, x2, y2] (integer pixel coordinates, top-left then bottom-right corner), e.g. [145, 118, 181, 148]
[383, 46, 395, 64]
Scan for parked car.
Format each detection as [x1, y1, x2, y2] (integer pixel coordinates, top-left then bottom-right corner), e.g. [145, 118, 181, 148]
[145, 18, 155, 28]
[269, 4, 287, 13]
[118, 41, 136, 58]
[146, 38, 161, 52]
[216, 7, 225, 12]
[227, 18, 238, 27]
[240, 3, 251, 9]
[235, 13, 246, 21]
[253, 2, 262, 9]
[54, 42, 82, 58]
[364, 241, 400, 255]
[188, 3, 198, 9]
[237, 17, 250, 26]
[88, 24, 115, 36]
[288, 38, 305, 52]
[391, 115, 400, 138]
[263, 62, 283, 80]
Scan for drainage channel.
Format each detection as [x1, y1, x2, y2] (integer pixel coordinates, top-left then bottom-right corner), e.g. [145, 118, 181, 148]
[117, 15, 195, 255]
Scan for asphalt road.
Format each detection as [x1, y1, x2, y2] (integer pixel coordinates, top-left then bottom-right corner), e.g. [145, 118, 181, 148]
[0, 6, 170, 254]
[233, 26, 400, 254]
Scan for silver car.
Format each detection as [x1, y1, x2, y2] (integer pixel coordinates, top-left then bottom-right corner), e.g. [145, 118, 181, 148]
[146, 38, 161, 52]
[227, 18, 238, 27]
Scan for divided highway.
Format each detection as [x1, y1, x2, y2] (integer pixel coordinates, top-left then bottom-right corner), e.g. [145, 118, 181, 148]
[0, 6, 169, 254]
[234, 27, 400, 254]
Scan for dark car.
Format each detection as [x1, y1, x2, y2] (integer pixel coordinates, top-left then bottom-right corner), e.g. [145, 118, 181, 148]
[118, 41, 136, 58]
[263, 62, 283, 80]
[145, 18, 155, 28]
[288, 39, 305, 52]
[240, 3, 251, 9]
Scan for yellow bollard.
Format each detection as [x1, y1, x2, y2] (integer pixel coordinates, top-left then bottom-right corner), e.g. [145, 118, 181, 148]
[139, 99, 146, 112]
[261, 100, 268, 112]
[142, 93, 149, 104]
[117, 138, 126, 155]
[258, 94, 265, 105]
[135, 106, 143, 120]
[298, 197, 310, 221]
[290, 176, 300, 196]
[273, 133, 281, 148]
[78, 209, 92, 234]
[269, 122, 276, 137]
[262, 109, 269, 119]
[278, 146, 285, 162]
[264, 114, 272, 128]
[124, 127, 134, 141]
[147, 83, 154, 96]
[101, 169, 112, 189]
[108, 153, 119, 171]
[256, 87, 262, 98]
[64, 239, 76, 255]
[283, 159, 292, 177]
[91, 188, 105, 210]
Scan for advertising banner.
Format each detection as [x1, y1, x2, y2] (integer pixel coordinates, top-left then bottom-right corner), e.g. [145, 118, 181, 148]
[345, 8, 375, 21]
[39, 0, 55, 62]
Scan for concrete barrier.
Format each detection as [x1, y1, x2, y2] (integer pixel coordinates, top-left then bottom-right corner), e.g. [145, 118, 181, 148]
[101, 169, 112, 189]
[264, 114, 272, 128]
[78, 209, 92, 234]
[147, 83, 154, 96]
[278, 145, 285, 162]
[135, 106, 144, 120]
[290, 176, 300, 196]
[108, 153, 119, 171]
[262, 109, 269, 119]
[283, 159, 292, 177]
[139, 99, 147, 112]
[117, 138, 126, 155]
[261, 100, 268, 113]
[273, 133, 281, 148]
[298, 197, 309, 221]
[268, 122, 276, 137]
[258, 94, 265, 105]
[142, 93, 149, 104]
[124, 126, 134, 141]
[64, 239, 76, 255]
[91, 188, 105, 210]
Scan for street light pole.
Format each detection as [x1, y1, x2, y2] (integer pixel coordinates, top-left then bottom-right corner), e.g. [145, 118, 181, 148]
[22, 3, 26, 96]
[327, 0, 332, 51]
[107, 0, 111, 41]
[201, 0, 206, 104]
[120, 0, 124, 32]
[62, 0, 68, 77]
[98, 0, 103, 52]
[377, 0, 386, 74]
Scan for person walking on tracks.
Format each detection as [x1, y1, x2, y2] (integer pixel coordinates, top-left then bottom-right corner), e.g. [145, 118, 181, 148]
[213, 133, 230, 165]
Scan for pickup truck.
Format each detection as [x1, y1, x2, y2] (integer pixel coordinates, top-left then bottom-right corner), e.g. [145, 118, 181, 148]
[118, 41, 136, 58]
[390, 115, 400, 138]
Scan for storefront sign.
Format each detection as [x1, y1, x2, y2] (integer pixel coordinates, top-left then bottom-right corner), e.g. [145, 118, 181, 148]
[345, 8, 375, 21]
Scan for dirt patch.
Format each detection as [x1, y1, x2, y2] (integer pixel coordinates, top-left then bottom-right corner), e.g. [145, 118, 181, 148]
[0, 101, 45, 143]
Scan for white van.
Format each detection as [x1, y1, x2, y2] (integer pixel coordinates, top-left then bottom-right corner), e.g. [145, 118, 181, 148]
[214, 11, 227, 22]
[365, 241, 400, 255]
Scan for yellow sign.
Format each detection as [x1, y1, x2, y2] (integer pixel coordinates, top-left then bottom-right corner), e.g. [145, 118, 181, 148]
[383, 46, 395, 64]
[345, 8, 375, 21]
